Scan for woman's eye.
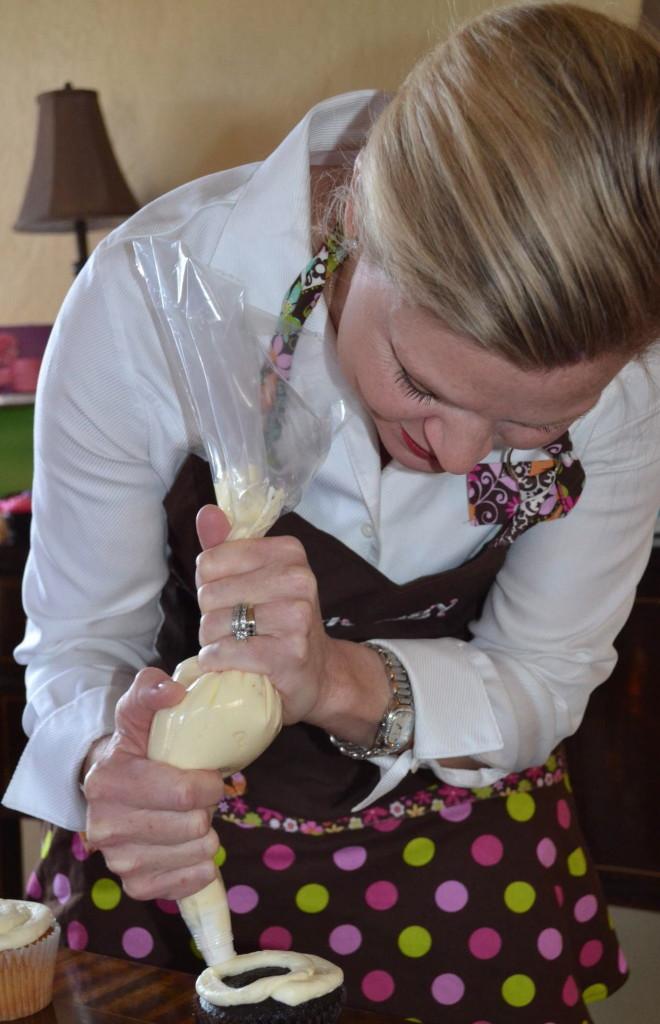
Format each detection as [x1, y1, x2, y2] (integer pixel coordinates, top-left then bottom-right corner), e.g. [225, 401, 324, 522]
[394, 368, 435, 405]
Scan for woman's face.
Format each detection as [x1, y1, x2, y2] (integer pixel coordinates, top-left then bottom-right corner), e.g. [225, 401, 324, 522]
[333, 260, 628, 474]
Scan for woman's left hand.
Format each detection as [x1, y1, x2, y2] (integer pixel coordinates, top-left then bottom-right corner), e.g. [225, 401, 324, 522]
[195, 504, 338, 727]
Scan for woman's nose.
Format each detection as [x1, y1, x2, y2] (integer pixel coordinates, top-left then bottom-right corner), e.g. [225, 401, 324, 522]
[423, 415, 493, 474]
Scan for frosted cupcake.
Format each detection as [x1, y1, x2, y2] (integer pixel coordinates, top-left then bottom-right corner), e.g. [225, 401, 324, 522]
[195, 950, 345, 1024]
[0, 899, 60, 1020]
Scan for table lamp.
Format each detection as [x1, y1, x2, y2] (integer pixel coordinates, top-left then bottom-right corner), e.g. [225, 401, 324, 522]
[14, 83, 139, 275]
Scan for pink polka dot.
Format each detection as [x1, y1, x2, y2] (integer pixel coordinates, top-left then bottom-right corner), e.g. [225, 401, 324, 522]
[580, 939, 604, 968]
[67, 920, 88, 951]
[435, 880, 469, 912]
[227, 884, 259, 914]
[53, 872, 71, 905]
[25, 871, 42, 900]
[71, 832, 90, 862]
[471, 834, 503, 866]
[574, 894, 598, 923]
[537, 927, 563, 960]
[155, 899, 179, 915]
[365, 880, 398, 910]
[432, 973, 465, 1006]
[440, 801, 472, 823]
[536, 837, 557, 868]
[329, 924, 362, 955]
[618, 947, 628, 974]
[259, 926, 292, 951]
[372, 818, 401, 832]
[554, 884, 565, 908]
[122, 926, 154, 959]
[361, 970, 395, 1002]
[333, 846, 367, 871]
[468, 927, 502, 960]
[562, 975, 579, 1007]
[556, 798, 571, 829]
[262, 844, 295, 871]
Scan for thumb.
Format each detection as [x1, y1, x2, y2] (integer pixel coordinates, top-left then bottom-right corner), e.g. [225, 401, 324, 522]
[197, 504, 232, 550]
[114, 667, 186, 758]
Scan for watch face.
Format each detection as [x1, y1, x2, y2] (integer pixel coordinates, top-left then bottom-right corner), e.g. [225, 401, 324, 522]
[385, 708, 415, 750]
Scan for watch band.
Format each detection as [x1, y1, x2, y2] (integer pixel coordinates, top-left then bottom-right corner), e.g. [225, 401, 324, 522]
[329, 642, 415, 760]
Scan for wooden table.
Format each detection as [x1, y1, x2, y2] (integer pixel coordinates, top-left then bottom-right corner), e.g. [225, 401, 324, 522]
[30, 949, 399, 1024]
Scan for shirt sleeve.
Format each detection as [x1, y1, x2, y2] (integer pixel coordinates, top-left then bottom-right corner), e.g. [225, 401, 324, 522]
[351, 356, 660, 808]
[2, 242, 184, 832]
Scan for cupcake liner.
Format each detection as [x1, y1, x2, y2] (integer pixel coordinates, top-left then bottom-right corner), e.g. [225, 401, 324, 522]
[0, 922, 60, 1021]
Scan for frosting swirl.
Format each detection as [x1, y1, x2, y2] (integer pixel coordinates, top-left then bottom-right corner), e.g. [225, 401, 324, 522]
[196, 950, 343, 1007]
[0, 900, 55, 951]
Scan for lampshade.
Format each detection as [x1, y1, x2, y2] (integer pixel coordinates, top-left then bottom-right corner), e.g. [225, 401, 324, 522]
[15, 84, 138, 233]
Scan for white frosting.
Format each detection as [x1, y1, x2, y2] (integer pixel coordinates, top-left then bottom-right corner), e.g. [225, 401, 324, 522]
[196, 950, 343, 1007]
[148, 657, 282, 776]
[0, 900, 54, 951]
[148, 656, 282, 965]
[214, 476, 286, 539]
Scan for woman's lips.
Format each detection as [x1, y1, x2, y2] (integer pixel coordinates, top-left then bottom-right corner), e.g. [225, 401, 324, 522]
[399, 427, 443, 471]
[401, 427, 435, 461]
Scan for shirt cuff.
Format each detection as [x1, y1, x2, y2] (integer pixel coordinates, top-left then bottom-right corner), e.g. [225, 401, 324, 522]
[349, 637, 506, 811]
[2, 682, 125, 832]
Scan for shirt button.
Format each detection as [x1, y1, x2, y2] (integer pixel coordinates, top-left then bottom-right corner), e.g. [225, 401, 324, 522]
[361, 522, 374, 538]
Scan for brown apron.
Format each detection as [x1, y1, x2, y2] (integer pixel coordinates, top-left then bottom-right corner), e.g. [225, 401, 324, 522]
[31, 453, 627, 1023]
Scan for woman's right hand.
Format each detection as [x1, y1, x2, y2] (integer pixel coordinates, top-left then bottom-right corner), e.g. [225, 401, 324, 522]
[81, 667, 224, 902]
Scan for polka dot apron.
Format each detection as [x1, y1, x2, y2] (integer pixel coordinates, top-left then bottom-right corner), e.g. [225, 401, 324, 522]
[31, 241, 627, 1022]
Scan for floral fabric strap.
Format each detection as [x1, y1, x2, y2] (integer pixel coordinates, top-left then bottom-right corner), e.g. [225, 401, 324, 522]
[219, 749, 567, 835]
[468, 433, 586, 546]
[268, 233, 348, 380]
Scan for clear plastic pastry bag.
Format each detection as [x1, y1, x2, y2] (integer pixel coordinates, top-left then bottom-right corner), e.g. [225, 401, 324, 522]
[133, 236, 348, 538]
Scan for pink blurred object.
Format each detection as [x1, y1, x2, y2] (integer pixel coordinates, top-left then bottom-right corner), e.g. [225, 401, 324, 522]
[0, 332, 18, 392]
[12, 356, 41, 393]
[0, 492, 32, 515]
[0, 325, 49, 394]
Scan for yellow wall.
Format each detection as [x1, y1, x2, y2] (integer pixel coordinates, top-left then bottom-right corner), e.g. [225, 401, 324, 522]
[0, 0, 641, 324]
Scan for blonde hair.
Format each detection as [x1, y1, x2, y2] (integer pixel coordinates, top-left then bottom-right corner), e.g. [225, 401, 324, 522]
[351, 3, 659, 369]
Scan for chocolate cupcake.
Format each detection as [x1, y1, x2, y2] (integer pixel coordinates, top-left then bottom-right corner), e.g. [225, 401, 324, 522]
[0, 899, 60, 1020]
[195, 950, 345, 1024]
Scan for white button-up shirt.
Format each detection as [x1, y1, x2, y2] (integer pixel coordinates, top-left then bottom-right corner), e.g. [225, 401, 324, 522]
[4, 91, 660, 831]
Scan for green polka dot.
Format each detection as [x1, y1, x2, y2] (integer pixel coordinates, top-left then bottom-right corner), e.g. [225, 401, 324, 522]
[564, 772, 573, 793]
[567, 846, 587, 876]
[402, 837, 436, 867]
[40, 829, 53, 860]
[504, 881, 536, 913]
[502, 974, 536, 1007]
[546, 753, 557, 772]
[398, 926, 432, 958]
[244, 812, 261, 827]
[190, 937, 204, 960]
[583, 983, 608, 1004]
[91, 877, 122, 911]
[295, 883, 329, 914]
[506, 792, 536, 822]
[214, 845, 226, 868]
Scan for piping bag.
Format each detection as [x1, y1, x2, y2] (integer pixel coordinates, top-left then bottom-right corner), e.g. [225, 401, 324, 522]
[134, 237, 348, 965]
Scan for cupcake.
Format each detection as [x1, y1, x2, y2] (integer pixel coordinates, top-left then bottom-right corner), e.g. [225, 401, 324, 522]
[195, 950, 345, 1024]
[0, 899, 60, 1020]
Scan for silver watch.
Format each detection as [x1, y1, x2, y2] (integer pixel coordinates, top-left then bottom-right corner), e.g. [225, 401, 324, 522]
[329, 642, 415, 759]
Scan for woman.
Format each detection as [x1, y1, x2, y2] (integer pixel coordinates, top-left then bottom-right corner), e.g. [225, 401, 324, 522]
[4, 4, 659, 1021]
